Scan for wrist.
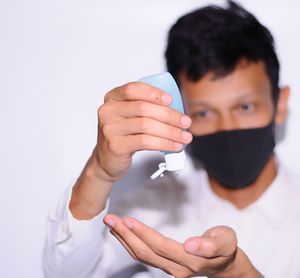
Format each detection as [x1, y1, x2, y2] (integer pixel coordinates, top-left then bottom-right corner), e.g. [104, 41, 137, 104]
[89, 147, 115, 183]
[69, 152, 113, 220]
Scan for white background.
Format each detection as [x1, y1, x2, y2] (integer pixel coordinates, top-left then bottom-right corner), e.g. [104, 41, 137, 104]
[0, 0, 299, 277]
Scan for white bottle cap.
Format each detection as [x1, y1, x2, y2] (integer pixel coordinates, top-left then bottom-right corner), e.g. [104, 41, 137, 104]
[164, 150, 186, 171]
[150, 150, 186, 180]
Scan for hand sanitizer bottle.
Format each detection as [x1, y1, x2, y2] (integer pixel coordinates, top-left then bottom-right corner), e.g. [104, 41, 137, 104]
[138, 72, 186, 179]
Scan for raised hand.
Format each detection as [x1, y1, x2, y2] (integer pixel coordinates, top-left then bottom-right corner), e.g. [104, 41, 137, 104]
[94, 82, 192, 183]
[70, 82, 192, 219]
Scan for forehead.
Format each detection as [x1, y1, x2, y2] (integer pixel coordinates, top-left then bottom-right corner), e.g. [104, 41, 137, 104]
[179, 61, 272, 104]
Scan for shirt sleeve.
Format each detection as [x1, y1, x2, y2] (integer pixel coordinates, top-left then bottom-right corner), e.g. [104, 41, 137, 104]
[43, 178, 141, 278]
[43, 175, 164, 278]
[43, 182, 111, 278]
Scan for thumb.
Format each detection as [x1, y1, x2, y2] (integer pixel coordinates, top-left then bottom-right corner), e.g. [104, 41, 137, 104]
[183, 226, 237, 258]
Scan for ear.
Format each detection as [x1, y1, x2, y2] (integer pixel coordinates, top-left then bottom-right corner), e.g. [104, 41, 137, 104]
[275, 86, 290, 125]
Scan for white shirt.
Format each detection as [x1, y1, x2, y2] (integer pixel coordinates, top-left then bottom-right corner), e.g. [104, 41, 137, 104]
[43, 155, 300, 278]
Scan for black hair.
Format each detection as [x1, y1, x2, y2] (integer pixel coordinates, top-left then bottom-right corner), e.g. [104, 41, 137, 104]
[165, 1, 280, 102]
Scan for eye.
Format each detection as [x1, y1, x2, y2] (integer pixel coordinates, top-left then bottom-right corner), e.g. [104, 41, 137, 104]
[192, 109, 215, 121]
[195, 110, 210, 119]
[238, 103, 255, 113]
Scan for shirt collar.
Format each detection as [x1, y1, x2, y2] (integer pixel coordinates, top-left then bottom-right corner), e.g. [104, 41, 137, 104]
[181, 154, 296, 228]
[253, 158, 296, 228]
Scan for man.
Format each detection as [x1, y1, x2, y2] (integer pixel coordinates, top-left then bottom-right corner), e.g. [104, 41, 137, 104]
[44, 1, 300, 277]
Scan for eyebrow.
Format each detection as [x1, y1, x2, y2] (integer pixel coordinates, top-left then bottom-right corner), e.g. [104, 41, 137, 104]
[187, 100, 213, 108]
[187, 92, 260, 107]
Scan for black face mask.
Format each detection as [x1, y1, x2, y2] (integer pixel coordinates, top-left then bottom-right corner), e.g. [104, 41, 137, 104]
[187, 122, 276, 189]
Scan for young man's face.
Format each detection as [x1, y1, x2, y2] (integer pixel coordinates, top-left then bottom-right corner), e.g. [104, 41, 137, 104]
[179, 60, 288, 136]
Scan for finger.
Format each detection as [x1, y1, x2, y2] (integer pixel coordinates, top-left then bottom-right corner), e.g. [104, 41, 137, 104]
[109, 229, 138, 260]
[103, 214, 191, 276]
[184, 226, 237, 258]
[103, 118, 193, 145]
[104, 214, 158, 263]
[122, 217, 201, 267]
[103, 134, 184, 156]
[108, 100, 192, 129]
[105, 82, 173, 106]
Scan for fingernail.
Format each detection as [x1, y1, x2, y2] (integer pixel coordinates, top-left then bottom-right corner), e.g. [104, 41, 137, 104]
[181, 115, 191, 127]
[185, 239, 198, 252]
[174, 142, 183, 150]
[104, 217, 115, 229]
[162, 94, 172, 104]
[123, 218, 133, 229]
[182, 131, 192, 142]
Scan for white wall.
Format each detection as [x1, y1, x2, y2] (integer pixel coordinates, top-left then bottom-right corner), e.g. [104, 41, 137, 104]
[0, 0, 299, 277]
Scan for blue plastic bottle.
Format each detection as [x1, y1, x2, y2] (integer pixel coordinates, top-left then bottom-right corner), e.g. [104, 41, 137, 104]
[138, 72, 186, 179]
